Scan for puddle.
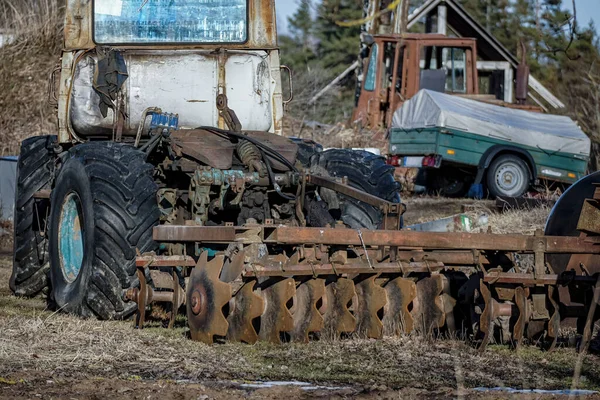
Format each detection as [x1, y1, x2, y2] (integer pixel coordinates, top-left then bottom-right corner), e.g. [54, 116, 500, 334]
[474, 387, 598, 396]
[239, 380, 350, 391]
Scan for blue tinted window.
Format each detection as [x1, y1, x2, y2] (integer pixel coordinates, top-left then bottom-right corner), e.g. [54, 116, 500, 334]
[364, 44, 378, 92]
[94, 0, 247, 44]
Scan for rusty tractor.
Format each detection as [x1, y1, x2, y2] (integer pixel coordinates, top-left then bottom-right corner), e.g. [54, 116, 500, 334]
[9, 0, 600, 351]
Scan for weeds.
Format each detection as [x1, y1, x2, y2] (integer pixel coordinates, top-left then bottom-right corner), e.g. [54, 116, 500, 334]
[0, 0, 64, 156]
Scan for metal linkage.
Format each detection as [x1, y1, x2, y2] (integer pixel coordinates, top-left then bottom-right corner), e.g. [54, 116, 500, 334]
[134, 218, 600, 351]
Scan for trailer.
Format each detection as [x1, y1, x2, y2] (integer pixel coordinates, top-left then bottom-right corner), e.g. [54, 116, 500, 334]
[388, 90, 590, 197]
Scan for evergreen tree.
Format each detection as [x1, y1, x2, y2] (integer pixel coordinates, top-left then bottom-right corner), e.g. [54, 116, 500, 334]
[315, 0, 363, 77]
[279, 0, 317, 72]
[288, 0, 314, 49]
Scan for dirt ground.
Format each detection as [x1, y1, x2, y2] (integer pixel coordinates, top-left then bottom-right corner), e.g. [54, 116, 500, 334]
[1, 199, 599, 399]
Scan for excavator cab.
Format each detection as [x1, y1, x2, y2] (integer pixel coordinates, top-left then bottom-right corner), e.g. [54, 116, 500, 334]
[353, 34, 478, 128]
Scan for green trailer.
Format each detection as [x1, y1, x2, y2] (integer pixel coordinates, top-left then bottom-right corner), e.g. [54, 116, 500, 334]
[388, 90, 590, 197]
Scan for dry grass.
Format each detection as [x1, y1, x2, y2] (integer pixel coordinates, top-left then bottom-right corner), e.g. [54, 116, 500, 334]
[1, 258, 599, 394]
[403, 196, 551, 235]
[0, 219, 12, 250]
[486, 204, 552, 235]
[282, 115, 388, 152]
[0, 0, 63, 156]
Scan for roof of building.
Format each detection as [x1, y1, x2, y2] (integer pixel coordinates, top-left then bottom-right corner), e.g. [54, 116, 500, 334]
[407, 0, 565, 109]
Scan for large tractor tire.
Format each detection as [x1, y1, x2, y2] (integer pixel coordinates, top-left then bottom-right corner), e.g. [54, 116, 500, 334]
[10, 135, 56, 297]
[48, 142, 159, 319]
[310, 149, 401, 229]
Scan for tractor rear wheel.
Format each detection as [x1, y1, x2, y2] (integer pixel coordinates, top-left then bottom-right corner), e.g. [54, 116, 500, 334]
[10, 135, 56, 297]
[310, 149, 401, 230]
[48, 142, 159, 319]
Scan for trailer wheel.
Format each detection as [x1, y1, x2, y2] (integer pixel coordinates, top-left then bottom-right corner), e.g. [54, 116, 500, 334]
[48, 143, 159, 319]
[310, 149, 401, 229]
[486, 154, 530, 198]
[10, 136, 56, 297]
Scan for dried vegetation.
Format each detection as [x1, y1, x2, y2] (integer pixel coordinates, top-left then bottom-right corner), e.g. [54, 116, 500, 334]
[0, 0, 63, 156]
[0, 265, 599, 394]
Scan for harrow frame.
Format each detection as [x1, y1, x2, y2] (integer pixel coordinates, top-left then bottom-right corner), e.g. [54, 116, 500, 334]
[130, 209, 600, 351]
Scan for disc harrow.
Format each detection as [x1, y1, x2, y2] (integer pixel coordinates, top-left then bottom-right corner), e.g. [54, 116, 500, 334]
[128, 189, 600, 352]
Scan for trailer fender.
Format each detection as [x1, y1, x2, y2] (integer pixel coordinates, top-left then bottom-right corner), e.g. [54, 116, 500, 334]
[473, 145, 537, 185]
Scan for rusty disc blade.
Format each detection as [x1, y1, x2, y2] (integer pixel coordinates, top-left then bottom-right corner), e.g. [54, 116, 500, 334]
[354, 275, 387, 339]
[220, 249, 245, 283]
[513, 286, 528, 349]
[259, 278, 296, 343]
[383, 276, 416, 335]
[477, 279, 493, 352]
[323, 277, 357, 338]
[546, 285, 560, 351]
[291, 279, 326, 342]
[411, 275, 446, 335]
[227, 280, 264, 344]
[135, 269, 147, 329]
[186, 253, 232, 344]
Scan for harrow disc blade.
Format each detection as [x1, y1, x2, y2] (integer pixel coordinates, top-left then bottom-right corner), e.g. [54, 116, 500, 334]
[411, 275, 446, 335]
[546, 285, 560, 351]
[291, 279, 326, 342]
[323, 278, 357, 338]
[513, 286, 529, 349]
[186, 253, 232, 344]
[227, 280, 264, 344]
[259, 278, 296, 343]
[383, 277, 417, 335]
[477, 279, 493, 351]
[355, 275, 387, 339]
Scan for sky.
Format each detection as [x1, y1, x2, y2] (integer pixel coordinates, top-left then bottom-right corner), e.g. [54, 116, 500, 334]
[275, 0, 600, 35]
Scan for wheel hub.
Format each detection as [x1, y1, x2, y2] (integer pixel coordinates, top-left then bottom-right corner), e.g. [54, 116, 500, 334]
[58, 192, 84, 283]
[496, 163, 523, 194]
[190, 289, 206, 315]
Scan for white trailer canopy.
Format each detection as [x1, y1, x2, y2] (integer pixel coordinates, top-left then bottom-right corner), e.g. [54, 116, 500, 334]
[392, 90, 590, 157]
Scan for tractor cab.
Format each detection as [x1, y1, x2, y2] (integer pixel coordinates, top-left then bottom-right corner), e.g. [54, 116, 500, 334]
[58, 0, 287, 144]
[353, 34, 478, 128]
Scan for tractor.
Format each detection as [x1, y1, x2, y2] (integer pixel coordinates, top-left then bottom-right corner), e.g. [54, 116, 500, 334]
[9, 0, 600, 350]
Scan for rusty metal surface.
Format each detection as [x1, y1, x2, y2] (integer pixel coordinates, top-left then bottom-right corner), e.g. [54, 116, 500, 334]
[153, 225, 236, 242]
[136, 255, 196, 268]
[323, 278, 357, 338]
[291, 279, 325, 342]
[513, 286, 528, 349]
[259, 278, 295, 343]
[153, 224, 600, 254]
[306, 174, 396, 210]
[411, 275, 446, 335]
[477, 280, 493, 351]
[242, 261, 447, 278]
[227, 280, 264, 343]
[383, 277, 417, 335]
[354, 275, 387, 339]
[483, 272, 598, 285]
[186, 254, 232, 344]
[353, 35, 479, 128]
[171, 129, 237, 170]
[269, 227, 599, 253]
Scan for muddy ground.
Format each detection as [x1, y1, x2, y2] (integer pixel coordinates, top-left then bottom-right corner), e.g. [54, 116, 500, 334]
[1, 198, 599, 399]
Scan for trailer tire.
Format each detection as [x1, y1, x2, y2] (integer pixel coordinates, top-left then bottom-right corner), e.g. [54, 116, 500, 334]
[486, 154, 530, 198]
[48, 142, 159, 319]
[310, 149, 401, 229]
[10, 136, 56, 297]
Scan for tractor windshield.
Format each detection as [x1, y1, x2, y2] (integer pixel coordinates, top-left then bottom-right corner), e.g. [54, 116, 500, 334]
[94, 0, 247, 44]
